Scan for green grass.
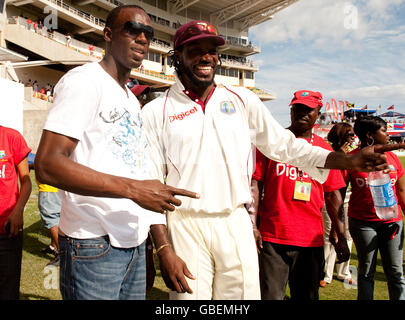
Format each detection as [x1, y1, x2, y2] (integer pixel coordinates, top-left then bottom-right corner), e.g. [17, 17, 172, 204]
[20, 159, 405, 300]
[19, 171, 170, 300]
[20, 173, 62, 300]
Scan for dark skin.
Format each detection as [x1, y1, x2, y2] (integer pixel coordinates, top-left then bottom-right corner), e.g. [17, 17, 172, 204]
[35, 7, 198, 294]
[340, 124, 405, 226]
[340, 127, 355, 153]
[149, 223, 195, 293]
[5, 156, 31, 237]
[148, 38, 221, 293]
[251, 104, 350, 262]
[174, 38, 405, 172]
[328, 125, 356, 262]
[289, 104, 348, 256]
[167, 37, 405, 292]
[101, 7, 150, 88]
[175, 38, 218, 102]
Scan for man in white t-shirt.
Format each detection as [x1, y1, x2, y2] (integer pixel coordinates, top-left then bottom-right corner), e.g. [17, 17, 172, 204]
[142, 20, 404, 300]
[35, 5, 198, 300]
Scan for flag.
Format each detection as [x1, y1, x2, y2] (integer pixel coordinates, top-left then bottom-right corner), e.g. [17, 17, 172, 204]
[346, 101, 354, 109]
[338, 101, 345, 120]
[388, 105, 394, 110]
[394, 123, 404, 130]
[325, 102, 332, 122]
[331, 99, 338, 120]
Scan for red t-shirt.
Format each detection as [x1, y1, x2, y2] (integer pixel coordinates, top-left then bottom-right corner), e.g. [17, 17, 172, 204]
[0, 126, 31, 233]
[253, 134, 346, 247]
[343, 148, 403, 223]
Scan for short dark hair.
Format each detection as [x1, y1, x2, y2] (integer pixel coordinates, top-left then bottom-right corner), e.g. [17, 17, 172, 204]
[354, 115, 386, 143]
[105, 5, 148, 29]
[327, 122, 353, 152]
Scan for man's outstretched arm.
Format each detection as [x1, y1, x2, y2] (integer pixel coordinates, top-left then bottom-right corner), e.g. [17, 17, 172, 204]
[35, 130, 199, 213]
[324, 143, 405, 172]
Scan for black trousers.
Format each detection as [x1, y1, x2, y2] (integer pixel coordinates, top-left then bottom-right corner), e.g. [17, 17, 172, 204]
[0, 232, 23, 300]
[259, 241, 324, 300]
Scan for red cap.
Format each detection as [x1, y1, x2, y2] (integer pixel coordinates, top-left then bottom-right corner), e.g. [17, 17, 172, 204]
[130, 85, 150, 97]
[289, 90, 323, 109]
[173, 20, 225, 50]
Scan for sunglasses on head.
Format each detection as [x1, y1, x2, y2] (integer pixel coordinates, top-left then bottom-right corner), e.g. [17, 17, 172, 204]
[123, 21, 154, 41]
[180, 22, 218, 39]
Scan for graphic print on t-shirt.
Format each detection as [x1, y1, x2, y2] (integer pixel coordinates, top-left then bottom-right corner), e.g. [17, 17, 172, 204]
[99, 106, 149, 176]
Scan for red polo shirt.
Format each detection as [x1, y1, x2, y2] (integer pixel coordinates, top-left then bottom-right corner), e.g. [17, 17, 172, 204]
[253, 134, 346, 247]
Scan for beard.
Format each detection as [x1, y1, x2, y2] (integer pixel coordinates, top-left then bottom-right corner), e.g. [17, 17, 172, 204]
[179, 62, 216, 89]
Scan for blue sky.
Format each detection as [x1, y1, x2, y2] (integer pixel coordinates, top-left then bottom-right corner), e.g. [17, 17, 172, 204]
[250, 0, 405, 126]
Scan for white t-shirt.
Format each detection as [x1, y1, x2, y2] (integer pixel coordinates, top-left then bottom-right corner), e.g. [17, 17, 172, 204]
[44, 62, 165, 248]
[142, 81, 331, 214]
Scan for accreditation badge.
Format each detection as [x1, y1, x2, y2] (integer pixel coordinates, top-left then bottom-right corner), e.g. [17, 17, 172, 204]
[293, 181, 311, 201]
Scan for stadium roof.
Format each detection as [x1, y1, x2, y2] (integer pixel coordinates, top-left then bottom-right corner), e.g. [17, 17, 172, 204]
[176, 0, 298, 31]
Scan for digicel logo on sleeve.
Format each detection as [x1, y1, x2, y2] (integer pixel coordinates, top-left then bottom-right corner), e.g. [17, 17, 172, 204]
[169, 106, 198, 122]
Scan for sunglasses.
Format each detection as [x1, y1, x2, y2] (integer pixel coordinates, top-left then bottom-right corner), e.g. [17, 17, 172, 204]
[179, 22, 218, 40]
[127, 80, 136, 88]
[123, 21, 154, 41]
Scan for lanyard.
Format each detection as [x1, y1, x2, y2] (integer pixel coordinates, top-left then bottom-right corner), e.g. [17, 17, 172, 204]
[297, 134, 314, 181]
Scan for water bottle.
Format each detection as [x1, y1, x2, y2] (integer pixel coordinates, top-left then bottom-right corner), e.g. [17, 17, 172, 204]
[368, 171, 398, 220]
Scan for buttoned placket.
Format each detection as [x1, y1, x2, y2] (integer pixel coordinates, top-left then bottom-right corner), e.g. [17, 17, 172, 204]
[183, 85, 216, 113]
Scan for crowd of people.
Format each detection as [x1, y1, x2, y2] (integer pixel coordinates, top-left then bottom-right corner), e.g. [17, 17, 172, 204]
[20, 79, 55, 102]
[25, 80, 54, 94]
[12, 15, 104, 59]
[1, 4, 405, 301]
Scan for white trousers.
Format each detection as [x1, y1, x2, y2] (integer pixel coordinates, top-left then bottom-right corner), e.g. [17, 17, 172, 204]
[322, 206, 353, 283]
[167, 206, 260, 300]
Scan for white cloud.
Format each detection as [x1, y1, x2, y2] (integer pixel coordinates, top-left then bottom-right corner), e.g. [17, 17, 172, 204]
[327, 84, 405, 102]
[364, 0, 404, 16]
[249, 0, 405, 126]
[251, 0, 368, 47]
[251, 0, 405, 48]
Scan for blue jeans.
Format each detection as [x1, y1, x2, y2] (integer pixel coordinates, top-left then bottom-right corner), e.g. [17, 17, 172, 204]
[59, 234, 146, 300]
[38, 191, 61, 229]
[349, 218, 405, 300]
